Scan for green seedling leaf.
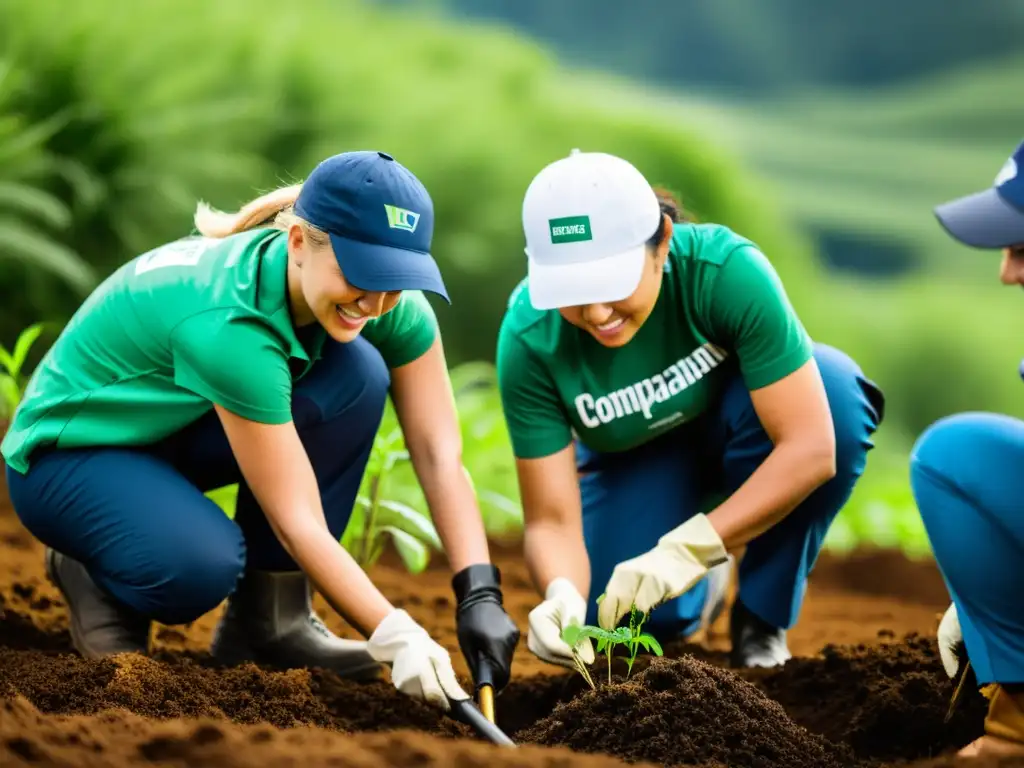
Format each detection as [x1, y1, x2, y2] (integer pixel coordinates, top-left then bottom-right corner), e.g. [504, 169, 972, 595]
[11, 322, 46, 374]
[560, 623, 583, 648]
[636, 633, 664, 656]
[382, 526, 429, 574]
[0, 373, 18, 415]
[0, 346, 13, 377]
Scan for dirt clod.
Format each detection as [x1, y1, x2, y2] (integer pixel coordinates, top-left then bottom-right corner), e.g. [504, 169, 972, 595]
[519, 656, 855, 768]
[750, 634, 989, 762]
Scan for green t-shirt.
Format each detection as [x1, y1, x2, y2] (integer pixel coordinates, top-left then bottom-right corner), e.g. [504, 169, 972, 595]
[496, 223, 813, 460]
[2, 228, 437, 474]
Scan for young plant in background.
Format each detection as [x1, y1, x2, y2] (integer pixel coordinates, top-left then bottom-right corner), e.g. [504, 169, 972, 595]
[560, 604, 664, 688]
[0, 322, 48, 421]
[205, 361, 525, 575]
[339, 397, 442, 574]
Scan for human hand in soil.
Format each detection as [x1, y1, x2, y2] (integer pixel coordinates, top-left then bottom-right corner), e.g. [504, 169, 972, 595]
[598, 513, 728, 630]
[366, 608, 471, 710]
[938, 602, 965, 678]
[452, 564, 520, 692]
[527, 577, 596, 669]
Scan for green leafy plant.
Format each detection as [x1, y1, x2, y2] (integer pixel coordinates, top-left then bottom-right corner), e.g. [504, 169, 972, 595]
[0, 321, 47, 420]
[204, 362, 524, 576]
[560, 605, 664, 689]
[339, 397, 442, 574]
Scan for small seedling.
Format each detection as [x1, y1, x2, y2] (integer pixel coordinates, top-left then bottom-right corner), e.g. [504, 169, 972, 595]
[560, 604, 663, 689]
[0, 322, 48, 420]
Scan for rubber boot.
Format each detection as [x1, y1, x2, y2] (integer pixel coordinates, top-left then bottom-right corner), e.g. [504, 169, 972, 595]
[44, 548, 151, 658]
[210, 569, 382, 679]
[729, 597, 792, 668]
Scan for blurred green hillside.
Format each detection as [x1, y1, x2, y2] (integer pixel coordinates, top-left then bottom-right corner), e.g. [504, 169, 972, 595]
[375, 0, 1024, 93]
[0, 0, 816, 364]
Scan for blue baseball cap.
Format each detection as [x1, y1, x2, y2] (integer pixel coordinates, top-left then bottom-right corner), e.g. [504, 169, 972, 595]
[934, 139, 1024, 249]
[294, 150, 449, 302]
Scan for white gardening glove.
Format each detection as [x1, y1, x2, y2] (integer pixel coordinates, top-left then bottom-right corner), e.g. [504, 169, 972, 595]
[527, 577, 596, 669]
[938, 602, 964, 679]
[367, 609, 470, 711]
[599, 513, 728, 630]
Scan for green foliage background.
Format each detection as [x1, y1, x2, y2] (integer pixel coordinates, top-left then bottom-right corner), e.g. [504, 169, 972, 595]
[2, 0, 1019, 562]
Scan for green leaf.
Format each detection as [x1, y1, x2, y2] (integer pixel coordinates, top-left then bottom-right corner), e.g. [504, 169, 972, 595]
[613, 626, 632, 643]
[382, 526, 430, 574]
[560, 623, 583, 648]
[375, 499, 441, 550]
[576, 625, 621, 643]
[0, 373, 19, 416]
[11, 322, 46, 375]
[637, 633, 664, 656]
[595, 637, 608, 653]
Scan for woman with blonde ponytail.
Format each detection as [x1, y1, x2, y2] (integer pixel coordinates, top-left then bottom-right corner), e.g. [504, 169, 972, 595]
[2, 150, 520, 713]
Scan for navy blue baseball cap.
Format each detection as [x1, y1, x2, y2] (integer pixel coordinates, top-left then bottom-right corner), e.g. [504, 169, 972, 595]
[294, 150, 449, 302]
[934, 139, 1024, 249]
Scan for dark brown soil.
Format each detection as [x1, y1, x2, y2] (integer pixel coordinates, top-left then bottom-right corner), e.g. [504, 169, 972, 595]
[0, 469, 1004, 768]
[748, 634, 989, 764]
[519, 655, 855, 768]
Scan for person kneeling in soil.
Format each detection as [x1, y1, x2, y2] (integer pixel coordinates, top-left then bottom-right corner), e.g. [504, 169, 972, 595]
[1, 150, 519, 711]
[911, 138, 1024, 759]
[497, 149, 885, 671]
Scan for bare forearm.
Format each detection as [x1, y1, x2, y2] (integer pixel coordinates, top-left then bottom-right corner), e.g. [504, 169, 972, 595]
[280, 521, 394, 636]
[707, 440, 836, 550]
[524, 520, 590, 600]
[415, 459, 491, 573]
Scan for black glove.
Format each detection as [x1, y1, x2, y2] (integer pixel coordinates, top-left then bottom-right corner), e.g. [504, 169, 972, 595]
[452, 563, 520, 693]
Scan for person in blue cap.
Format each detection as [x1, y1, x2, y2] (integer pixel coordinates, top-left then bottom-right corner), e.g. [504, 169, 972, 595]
[913, 138, 1024, 759]
[1, 150, 520, 712]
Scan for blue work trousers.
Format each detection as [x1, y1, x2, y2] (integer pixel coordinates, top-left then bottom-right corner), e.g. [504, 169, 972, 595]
[5, 336, 389, 626]
[577, 342, 884, 639]
[910, 411, 1024, 685]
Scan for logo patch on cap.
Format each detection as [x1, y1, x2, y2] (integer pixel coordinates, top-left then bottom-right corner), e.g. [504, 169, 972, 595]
[549, 215, 592, 244]
[384, 204, 420, 233]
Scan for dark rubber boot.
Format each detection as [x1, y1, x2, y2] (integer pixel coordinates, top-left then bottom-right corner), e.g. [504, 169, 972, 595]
[729, 598, 791, 668]
[44, 548, 151, 658]
[210, 569, 382, 679]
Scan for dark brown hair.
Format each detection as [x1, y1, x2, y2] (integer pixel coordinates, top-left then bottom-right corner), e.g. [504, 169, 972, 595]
[647, 186, 695, 248]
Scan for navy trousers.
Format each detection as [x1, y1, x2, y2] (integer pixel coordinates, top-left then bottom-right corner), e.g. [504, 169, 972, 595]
[576, 343, 884, 639]
[910, 411, 1024, 685]
[5, 336, 390, 626]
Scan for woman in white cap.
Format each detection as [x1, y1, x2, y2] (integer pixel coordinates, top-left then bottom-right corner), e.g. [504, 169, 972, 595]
[3, 150, 519, 711]
[913, 138, 1024, 759]
[497, 149, 885, 670]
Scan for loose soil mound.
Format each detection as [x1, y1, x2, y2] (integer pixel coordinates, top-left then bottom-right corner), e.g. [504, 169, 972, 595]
[0, 695, 652, 768]
[750, 634, 989, 763]
[0, 647, 466, 736]
[519, 656, 854, 768]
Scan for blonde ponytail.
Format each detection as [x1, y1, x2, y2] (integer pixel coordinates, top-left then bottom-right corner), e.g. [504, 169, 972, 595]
[193, 184, 307, 238]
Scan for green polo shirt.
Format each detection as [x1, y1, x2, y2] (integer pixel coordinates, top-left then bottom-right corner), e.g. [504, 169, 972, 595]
[496, 223, 813, 459]
[2, 228, 437, 474]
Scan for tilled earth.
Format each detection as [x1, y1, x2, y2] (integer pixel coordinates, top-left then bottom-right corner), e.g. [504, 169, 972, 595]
[0, 476, 1010, 768]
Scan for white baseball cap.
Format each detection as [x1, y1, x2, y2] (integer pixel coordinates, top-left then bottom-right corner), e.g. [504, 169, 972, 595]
[522, 149, 662, 310]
